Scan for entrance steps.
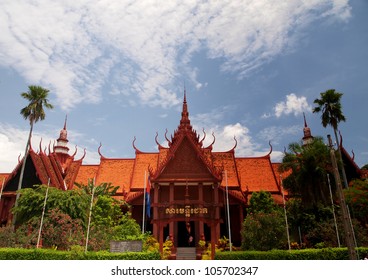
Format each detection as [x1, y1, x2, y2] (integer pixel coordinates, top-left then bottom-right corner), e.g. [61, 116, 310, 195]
[176, 247, 197, 260]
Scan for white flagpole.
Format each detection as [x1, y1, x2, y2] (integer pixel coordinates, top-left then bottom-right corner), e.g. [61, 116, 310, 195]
[37, 178, 50, 248]
[327, 174, 341, 247]
[142, 171, 147, 234]
[85, 178, 95, 253]
[225, 170, 232, 251]
[0, 177, 5, 202]
[280, 175, 291, 250]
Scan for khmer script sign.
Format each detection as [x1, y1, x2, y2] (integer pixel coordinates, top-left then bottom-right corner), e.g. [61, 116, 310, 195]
[165, 205, 208, 218]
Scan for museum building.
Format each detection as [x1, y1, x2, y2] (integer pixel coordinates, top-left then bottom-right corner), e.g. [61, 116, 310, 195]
[0, 92, 364, 256]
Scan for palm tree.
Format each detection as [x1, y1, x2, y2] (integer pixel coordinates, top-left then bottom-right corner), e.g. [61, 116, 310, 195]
[13, 85, 53, 226]
[312, 89, 347, 187]
[313, 89, 357, 259]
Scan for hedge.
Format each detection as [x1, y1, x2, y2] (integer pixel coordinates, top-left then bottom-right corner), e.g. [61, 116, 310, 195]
[0, 248, 160, 260]
[215, 247, 368, 260]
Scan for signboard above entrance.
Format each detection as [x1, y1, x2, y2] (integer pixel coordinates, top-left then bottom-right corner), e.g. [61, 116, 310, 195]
[164, 205, 209, 218]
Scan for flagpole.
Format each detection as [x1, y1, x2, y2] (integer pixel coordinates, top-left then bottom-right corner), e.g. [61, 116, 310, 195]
[225, 170, 232, 251]
[142, 171, 147, 234]
[0, 177, 5, 202]
[280, 175, 291, 250]
[37, 178, 50, 248]
[85, 178, 95, 254]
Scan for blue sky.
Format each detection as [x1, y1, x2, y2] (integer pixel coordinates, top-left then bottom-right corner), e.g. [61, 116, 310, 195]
[0, 0, 367, 173]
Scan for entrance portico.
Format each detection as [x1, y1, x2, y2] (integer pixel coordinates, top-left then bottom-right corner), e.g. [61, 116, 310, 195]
[151, 181, 222, 257]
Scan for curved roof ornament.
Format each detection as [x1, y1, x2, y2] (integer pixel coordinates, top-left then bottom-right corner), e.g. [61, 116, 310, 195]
[199, 128, 206, 146]
[98, 143, 107, 159]
[205, 132, 216, 149]
[71, 145, 78, 157]
[165, 129, 172, 147]
[155, 132, 165, 149]
[352, 150, 355, 161]
[267, 140, 273, 156]
[132, 136, 143, 154]
[78, 148, 87, 161]
[18, 153, 22, 163]
[48, 141, 52, 155]
[232, 135, 238, 151]
[39, 138, 44, 155]
[339, 130, 343, 147]
[52, 140, 56, 153]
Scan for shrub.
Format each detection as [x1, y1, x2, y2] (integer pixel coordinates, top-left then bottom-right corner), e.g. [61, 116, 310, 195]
[215, 247, 368, 260]
[161, 240, 173, 260]
[0, 248, 160, 260]
[242, 211, 287, 251]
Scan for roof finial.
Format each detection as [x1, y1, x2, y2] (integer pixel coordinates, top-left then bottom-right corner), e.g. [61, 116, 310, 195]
[64, 115, 68, 130]
[184, 82, 187, 104]
[302, 113, 313, 146]
[180, 87, 191, 129]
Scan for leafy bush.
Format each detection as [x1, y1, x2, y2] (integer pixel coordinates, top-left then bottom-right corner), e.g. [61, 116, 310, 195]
[241, 211, 287, 251]
[161, 240, 173, 260]
[216, 247, 368, 260]
[0, 248, 160, 260]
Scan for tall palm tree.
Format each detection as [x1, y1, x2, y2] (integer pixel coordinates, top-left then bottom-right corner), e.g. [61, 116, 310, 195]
[312, 89, 347, 187]
[13, 85, 53, 226]
[313, 89, 357, 259]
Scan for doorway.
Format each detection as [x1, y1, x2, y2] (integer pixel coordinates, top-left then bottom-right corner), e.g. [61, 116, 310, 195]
[177, 221, 195, 247]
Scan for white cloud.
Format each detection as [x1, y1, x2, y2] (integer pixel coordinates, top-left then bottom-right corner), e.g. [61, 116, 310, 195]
[0, 1, 350, 110]
[274, 93, 312, 118]
[191, 108, 271, 157]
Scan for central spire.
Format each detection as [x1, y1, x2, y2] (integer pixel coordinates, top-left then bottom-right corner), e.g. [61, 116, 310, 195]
[179, 88, 191, 130]
[302, 113, 313, 146]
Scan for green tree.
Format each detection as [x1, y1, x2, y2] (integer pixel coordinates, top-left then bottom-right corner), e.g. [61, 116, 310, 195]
[242, 192, 287, 251]
[361, 164, 368, 170]
[313, 89, 347, 187]
[75, 181, 119, 197]
[344, 178, 368, 225]
[12, 185, 90, 226]
[92, 195, 123, 227]
[279, 137, 332, 208]
[248, 190, 278, 214]
[14, 85, 53, 225]
[241, 211, 287, 251]
[313, 89, 357, 259]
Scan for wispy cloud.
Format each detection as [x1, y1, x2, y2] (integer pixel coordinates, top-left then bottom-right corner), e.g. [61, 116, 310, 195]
[0, 1, 351, 110]
[257, 125, 301, 146]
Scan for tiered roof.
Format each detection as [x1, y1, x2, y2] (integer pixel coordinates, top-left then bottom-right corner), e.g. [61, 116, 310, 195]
[8, 93, 366, 207]
[75, 92, 282, 204]
[2, 120, 85, 192]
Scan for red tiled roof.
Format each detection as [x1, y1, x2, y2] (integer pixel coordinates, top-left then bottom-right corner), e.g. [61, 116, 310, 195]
[0, 173, 9, 188]
[131, 153, 159, 189]
[213, 151, 240, 187]
[74, 165, 99, 187]
[235, 156, 280, 193]
[96, 158, 135, 193]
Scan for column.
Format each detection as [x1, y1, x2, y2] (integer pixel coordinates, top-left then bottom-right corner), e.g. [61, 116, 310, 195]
[214, 183, 220, 241]
[198, 183, 204, 240]
[169, 183, 175, 246]
[153, 184, 159, 238]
